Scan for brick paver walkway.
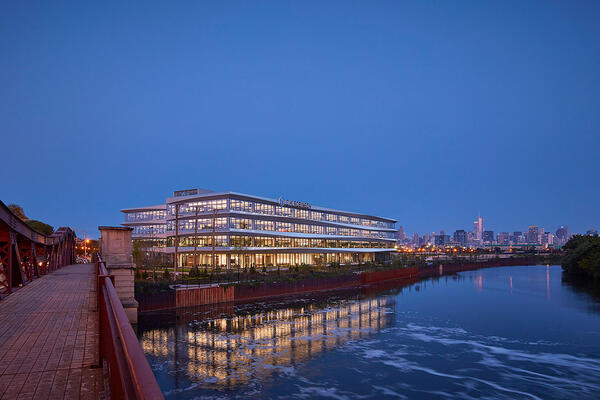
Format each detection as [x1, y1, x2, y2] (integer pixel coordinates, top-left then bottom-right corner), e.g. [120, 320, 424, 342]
[0, 264, 102, 399]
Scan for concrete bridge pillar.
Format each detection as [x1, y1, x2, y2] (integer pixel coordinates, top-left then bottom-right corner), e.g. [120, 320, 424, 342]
[99, 226, 138, 323]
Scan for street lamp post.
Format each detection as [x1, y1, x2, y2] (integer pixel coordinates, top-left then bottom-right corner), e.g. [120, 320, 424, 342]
[174, 203, 179, 279]
[83, 232, 90, 260]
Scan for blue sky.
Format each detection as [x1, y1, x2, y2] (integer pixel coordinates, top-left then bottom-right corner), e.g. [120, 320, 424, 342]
[1, 1, 598, 238]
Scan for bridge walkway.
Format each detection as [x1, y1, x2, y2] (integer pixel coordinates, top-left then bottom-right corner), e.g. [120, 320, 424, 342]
[0, 264, 102, 399]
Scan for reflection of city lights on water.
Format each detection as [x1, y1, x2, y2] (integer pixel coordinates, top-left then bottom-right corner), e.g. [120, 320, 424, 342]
[546, 265, 550, 300]
[474, 275, 483, 291]
[140, 296, 395, 389]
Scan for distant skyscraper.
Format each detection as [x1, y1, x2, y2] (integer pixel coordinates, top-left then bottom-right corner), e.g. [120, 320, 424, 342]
[483, 231, 494, 243]
[556, 226, 569, 245]
[526, 226, 539, 244]
[512, 231, 523, 244]
[435, 235, 450, 246]
[473, 215, 484, 241]
[467, 231, 475, 245]
[453, 229, 467, 246]
[542, 232, 554, 245]
[497, 232, 510, 245]
[396, 226, 406, 242]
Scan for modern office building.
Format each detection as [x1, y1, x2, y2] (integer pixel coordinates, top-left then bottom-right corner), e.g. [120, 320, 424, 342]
[121, 188, 397, 269]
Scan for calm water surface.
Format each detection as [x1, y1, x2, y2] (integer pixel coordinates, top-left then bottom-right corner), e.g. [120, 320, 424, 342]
[137, 266, 600, 399]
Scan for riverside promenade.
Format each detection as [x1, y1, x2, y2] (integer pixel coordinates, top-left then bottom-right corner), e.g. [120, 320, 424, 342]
[0, 264, 102, 399]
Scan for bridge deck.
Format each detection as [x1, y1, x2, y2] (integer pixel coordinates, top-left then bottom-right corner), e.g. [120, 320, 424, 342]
[0, 264, 102, 399]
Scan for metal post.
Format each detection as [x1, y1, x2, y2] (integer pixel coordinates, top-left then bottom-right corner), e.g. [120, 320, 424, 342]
[174, 203, 179, 279]
[97, 274, 103, 364]
[32, 242, 39, 278]
[151, 227, 156, 283]
[212, 208, 216, 270]
[7, 231, 12, 294]
[194, 206, 198, 269]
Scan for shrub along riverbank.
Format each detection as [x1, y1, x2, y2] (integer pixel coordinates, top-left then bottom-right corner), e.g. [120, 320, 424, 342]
[135, 254, 561, 312]
[562, 235, 600, 279]
[134, 253, 561, 296]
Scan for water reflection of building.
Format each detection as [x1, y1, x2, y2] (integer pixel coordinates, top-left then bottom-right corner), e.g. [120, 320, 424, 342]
[139, 296, 394, 389]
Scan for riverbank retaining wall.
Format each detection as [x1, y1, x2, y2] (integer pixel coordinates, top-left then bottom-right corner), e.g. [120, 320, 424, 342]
[137, 257, 545, 312]
[176, 285, 234, 308]
[234, 273, 360, 302]
[361, 267, 419, 284]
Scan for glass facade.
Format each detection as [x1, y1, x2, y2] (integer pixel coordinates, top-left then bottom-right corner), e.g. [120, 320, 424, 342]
[227, 199, 394, 229]
[177, 252, 376, 268]
[132, 225, 166, 236]
[125, 209, 166, 222]
[168, 199, 227, 216]
[122, 191, 397, 268]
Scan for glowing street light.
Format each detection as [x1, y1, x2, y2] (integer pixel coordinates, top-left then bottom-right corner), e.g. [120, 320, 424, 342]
[84, 233, 90, 260]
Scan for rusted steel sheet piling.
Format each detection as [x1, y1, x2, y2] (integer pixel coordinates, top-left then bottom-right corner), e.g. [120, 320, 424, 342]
[176, 285, 234, 307]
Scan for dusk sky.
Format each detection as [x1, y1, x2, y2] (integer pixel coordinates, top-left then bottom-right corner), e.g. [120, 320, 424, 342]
[1, 1, 599, 239]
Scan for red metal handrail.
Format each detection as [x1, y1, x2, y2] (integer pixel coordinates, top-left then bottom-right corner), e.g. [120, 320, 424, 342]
[97, 255, 164, 399]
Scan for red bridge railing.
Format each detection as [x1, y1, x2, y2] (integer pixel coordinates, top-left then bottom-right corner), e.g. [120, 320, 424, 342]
[0, 200, 75, 299]
[97, 255, 164, 399]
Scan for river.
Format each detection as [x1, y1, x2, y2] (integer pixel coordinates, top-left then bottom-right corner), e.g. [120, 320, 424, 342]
[137, 265, 600, 399]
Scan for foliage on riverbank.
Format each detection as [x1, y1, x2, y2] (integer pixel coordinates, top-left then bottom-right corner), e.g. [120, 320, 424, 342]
[562, 235, 600, 279]
[134, 253, 560, 295]
[135, 280, 173, 295]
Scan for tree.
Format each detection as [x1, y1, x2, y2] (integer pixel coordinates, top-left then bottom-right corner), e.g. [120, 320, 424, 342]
[26, 220, 54, 236]
[132, 240, 145, 267]
[562, 235, 600, 279]
[7, 204, 28, 221]
[7, 204, 54, 236]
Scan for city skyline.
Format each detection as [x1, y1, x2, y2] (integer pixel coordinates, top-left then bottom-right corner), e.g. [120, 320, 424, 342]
[397, 214, 579, 248]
